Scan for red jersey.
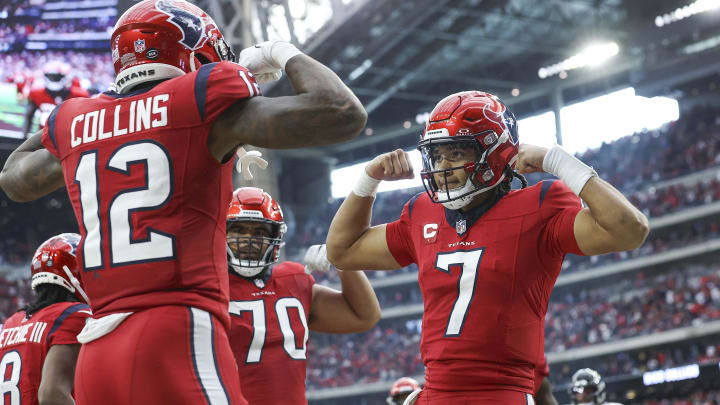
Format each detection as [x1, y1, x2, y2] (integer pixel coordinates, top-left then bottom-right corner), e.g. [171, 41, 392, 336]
[386, 180, 583, 394]
[228, 262, 314, 405]
[0, 302, 91, 405]
[40, 61, 260, 326]
[28, 84, 90, 128]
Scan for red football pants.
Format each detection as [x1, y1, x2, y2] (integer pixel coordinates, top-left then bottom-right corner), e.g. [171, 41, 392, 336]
[74, 306, 246, 405]
[415, 388, 535, 404]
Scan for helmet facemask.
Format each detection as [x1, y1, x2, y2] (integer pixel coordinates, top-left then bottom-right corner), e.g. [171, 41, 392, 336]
[226, 219, 285, 278]
[419, 131, 505, 210]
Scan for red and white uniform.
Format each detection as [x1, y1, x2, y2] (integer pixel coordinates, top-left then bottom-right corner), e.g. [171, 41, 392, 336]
[386, 180, 583, 399]
[40, 61, 259, 404]
[228, 262, 314, 405]
[28, 83, 89, 128]
[0, 302, 91, 405]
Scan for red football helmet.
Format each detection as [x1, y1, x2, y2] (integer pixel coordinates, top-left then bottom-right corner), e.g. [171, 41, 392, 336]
[42, 61, 71, 92]
[111, 0, 236, 93]
[30, 233, 89, 304]
[418, 91, 520, 210]
[386, 377, 421, 404]
[226, 187, 287, 277]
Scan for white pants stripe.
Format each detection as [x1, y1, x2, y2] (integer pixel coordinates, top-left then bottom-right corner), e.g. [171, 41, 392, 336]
[190, 307, 230, 405]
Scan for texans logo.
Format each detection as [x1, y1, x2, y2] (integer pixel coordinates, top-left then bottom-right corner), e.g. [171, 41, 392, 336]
[156, 0, 207, 50]
[482, 98, 519, 145]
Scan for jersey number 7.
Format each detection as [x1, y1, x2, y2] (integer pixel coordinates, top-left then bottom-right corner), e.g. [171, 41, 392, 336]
[434, 248, 484, 337]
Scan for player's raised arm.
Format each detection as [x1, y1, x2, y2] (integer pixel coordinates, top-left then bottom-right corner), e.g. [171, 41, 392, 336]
[516, 143, 649, 255]
[326, 149, 415, 271]
[209, 41, 367, 159]
[38, 344, 80, 405]
[0, 131, 63, 202]
[303, 244, 381, 333]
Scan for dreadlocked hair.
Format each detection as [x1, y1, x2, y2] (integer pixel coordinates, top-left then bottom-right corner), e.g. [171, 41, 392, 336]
[496, 166, 528, 195]
[23, 284, 78, 317]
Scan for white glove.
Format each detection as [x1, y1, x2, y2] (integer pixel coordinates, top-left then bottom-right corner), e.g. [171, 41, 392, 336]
[237, 40, 302, 83]
[304, 244, 332, 274]
[235, 147, 269, 180]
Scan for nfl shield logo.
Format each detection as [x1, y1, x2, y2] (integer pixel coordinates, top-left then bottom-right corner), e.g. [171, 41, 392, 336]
[456, 219, 466, 235]
[134, 39, 146, 53]
[254, 278, 265, 289]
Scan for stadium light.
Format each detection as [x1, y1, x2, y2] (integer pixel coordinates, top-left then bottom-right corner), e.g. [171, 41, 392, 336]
[538, 42, 619, 79]
[655, 0, 720, 27]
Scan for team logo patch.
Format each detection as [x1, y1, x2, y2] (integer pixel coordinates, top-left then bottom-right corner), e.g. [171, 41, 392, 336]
[146, 48, 159, 59]
[455, 219, 466, 235]
[134, 39, 146, 53]
[156, 0, 208, 50]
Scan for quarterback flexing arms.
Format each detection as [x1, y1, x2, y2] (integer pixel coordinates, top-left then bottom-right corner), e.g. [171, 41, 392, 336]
[0, 1, 365, 403]
[225, 187, 381, 405]
[0, 233, 91, 405]
[327, 91, 648, 404]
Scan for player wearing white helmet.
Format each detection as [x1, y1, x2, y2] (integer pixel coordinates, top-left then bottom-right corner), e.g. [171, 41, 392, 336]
[568, 368, 623, 405]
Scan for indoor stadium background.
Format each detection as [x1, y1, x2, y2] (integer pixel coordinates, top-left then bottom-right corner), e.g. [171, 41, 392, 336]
[2, 0, 720, 404]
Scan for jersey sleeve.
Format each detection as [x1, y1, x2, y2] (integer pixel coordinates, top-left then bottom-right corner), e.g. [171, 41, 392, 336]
[385, 198, 417, 267]
[538, 180, 584, 257]
[194, 61, 260, 124]
[47, 304, 92, 346]
[40, 104, 62, 158]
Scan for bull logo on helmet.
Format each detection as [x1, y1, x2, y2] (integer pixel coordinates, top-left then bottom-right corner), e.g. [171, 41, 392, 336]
[155, 0, 207, 50]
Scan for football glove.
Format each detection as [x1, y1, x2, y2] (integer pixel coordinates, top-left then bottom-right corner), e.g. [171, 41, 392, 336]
[235, 147, 269, 180]
[303, 244, 332, 274]
[237, 40, 301, 83]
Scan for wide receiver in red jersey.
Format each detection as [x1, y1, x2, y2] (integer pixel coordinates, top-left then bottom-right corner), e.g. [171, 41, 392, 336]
[0, 0, 366, 403]
[0, 233, 91, 405]
[326, 91, 648, 404]
[23, 61, 89, 139]
[225, 187, 381, 405]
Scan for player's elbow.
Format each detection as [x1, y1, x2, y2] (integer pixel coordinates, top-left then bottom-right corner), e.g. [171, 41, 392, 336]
[0, 176, 30, 202]
[326, 243, 354, 271]
[313, 90, 367, 143]
[38, 385, 73, 405]
[616, 211, 650, 250]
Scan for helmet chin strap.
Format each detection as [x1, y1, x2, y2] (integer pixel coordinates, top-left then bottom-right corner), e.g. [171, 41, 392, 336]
[439, 176, 503, 210]
[63, 265, 90, 304]
[189, 51, 197, 72]
[227, 245, 271, 278]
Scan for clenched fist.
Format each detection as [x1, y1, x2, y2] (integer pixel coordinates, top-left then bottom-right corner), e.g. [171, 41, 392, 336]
[515, 144, 549, 175]
[365, 149, 414, 181]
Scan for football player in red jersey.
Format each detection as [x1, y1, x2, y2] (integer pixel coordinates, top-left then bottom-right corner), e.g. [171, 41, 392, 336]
[23, 61, 90, 139]
[0, 0, 366, 403]
[225, 187, 381, 405]
[0, 233, 91, 405]
[326, 91, 648, 404]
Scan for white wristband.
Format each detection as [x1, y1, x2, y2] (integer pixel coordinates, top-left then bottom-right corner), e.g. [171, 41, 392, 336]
[352, 171, 381, 197]
[269, 41, 303, 70]
[542, 144, 597, 196]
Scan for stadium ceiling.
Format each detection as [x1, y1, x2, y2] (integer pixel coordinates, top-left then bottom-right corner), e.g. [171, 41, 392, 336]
[204, 0, 720, 163]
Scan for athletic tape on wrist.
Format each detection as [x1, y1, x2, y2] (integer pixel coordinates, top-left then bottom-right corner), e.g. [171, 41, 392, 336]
[270, 41, 303, 70]
[542, 144, 597, 195]
[352, 171, 381, 197]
